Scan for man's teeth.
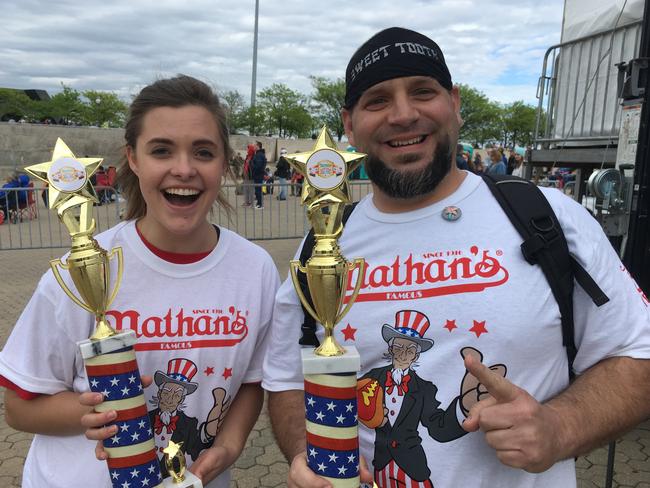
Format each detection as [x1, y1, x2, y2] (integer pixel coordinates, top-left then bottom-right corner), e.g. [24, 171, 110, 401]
[164, 188, 200, 196]
[388, 136, 425, 147]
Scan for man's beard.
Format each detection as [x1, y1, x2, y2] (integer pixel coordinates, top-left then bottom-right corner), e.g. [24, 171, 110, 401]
[365, 136, 453, 199]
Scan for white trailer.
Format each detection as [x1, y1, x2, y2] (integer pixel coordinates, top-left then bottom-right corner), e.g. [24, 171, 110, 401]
[532, 0, 649, 273]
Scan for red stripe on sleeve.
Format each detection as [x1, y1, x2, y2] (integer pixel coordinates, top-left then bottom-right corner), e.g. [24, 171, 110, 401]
[0, 376, 41, 400]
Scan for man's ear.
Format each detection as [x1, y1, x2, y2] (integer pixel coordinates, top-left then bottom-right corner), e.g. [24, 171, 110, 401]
[126, 146, 139, 175]
[451, 85, 463, 127]
[342, 108, 356, 148]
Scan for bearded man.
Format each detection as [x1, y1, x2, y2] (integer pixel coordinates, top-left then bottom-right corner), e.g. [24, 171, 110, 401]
[262, 27, 650, 488]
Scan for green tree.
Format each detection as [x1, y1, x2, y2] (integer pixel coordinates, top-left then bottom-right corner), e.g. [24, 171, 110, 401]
[221, 90, 247, 134]
[45, 84, 84, 124]
[0, 89, 36, 121]
[310, 76, 346, 140]
[283, 104, 313, 138]
[240, 105, 267, 136]
[81, 90, 129, 128]
[257, 83, 312, 138]
[501, 100, 537, 147]
[458, 84, 502, 146]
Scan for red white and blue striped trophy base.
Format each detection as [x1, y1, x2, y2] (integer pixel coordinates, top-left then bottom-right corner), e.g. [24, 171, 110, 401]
[286, 126, 369, 487]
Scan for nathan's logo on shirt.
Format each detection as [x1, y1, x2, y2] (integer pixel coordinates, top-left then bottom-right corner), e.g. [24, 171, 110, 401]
[106, 306, 249, 351]
[346, 246, 508, 302]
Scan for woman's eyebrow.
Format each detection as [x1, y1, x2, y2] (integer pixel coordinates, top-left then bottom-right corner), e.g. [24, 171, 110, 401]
[145, 137, 174, 145]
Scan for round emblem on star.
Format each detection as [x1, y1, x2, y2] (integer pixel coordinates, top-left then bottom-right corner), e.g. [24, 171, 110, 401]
[306, 149, 346, 191]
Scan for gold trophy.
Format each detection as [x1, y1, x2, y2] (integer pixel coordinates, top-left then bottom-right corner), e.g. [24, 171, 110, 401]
[286, 127, 368, 487]
[163, 441, 202, 487]
[25, 139, 168, 488]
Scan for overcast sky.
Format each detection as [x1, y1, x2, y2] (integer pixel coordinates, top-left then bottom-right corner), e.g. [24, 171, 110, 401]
[1, 0, 565, 106]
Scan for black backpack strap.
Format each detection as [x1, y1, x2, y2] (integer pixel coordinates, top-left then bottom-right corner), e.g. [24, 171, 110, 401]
[298, 202, 359, 346]
[297, 228, 318, 346]
[482, 174, 608, 375]
[571, 259, 610, 306]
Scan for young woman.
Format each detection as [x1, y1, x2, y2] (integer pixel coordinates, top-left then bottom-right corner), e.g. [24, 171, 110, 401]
[0, 75, 279, 488]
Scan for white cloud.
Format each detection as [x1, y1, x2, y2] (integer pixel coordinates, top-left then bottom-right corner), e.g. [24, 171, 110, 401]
[1, 0, 565, 105]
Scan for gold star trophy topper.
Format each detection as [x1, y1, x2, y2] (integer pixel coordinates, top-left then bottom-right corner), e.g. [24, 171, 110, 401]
[25, 138, 102, 229]
[284, 126, 365, 209]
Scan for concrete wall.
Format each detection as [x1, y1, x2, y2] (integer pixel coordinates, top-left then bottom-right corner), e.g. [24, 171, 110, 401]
[0, 122, 125, 179]
[0, 122, 349, 179]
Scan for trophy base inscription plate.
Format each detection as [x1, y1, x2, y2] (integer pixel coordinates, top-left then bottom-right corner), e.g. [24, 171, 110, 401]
[301, 346, 360, 375]
[162, 471, 203, 488]
[78, 329, 137, 360]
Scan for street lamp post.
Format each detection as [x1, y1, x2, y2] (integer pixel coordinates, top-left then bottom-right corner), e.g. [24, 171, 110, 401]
[95, 97, 101, 127]
[251, 0, 259, 107]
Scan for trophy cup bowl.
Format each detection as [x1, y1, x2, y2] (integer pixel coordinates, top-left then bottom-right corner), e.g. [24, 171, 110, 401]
[290, 246, 365, 357]
[67, 247, 111, 313]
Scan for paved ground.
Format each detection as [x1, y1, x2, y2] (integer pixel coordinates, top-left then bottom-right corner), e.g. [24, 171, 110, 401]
[0, 230, 649, 487]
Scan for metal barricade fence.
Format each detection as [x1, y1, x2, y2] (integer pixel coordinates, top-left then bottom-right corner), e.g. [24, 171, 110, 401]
[210, 181, 372, 241]
[0, 186, 121, 250]
[0, 181, 373, 250]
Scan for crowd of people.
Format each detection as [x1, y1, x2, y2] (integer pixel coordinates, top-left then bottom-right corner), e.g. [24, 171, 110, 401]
[0, 25, 648, 488]
[240, 142, 304, 208]
[455, 145, 526, 176]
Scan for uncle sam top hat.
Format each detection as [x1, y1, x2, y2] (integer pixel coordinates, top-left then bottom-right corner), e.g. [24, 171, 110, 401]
[154, 358, 199, 394]
[381, 310, 434, 352]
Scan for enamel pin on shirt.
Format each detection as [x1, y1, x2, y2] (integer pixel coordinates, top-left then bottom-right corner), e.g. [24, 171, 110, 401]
[442, 206, 462, 221]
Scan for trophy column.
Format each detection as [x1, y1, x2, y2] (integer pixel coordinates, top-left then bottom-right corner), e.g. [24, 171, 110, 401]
[80, 333, 164, 488]
[285, 127, 368, 488]
[302, 349, 361, 487]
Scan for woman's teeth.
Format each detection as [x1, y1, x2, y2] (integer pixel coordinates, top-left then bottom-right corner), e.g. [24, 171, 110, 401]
[164, 188, 200, 196]
[163, 188, 201, 205]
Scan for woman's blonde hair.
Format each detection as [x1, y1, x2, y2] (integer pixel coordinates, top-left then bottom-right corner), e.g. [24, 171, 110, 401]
[117, 75, 233, 220]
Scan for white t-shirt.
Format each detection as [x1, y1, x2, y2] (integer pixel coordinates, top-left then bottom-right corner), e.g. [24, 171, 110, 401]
[0, 220, 280, 488]
[262, 171, 650, 488]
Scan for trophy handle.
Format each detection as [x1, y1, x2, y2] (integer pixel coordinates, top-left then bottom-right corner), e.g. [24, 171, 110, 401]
[105, 247, 124, 309]
[335, 258, 366, 325]
[289, 259, 321, 324]
[50, 258, 94, 314]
